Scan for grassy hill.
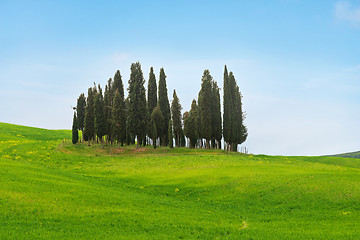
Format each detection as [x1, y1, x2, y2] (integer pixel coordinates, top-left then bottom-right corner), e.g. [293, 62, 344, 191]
[0, 122, 359, 239]
[328, 151, 360, 159]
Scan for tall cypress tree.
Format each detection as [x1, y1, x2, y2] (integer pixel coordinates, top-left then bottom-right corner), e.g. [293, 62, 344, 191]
[104, 81, 110, 143]
[225, 71, 248, 152]
[125, 97, 133, 145]
[229, 72, 238, 151]
[183, 100, 199, 148]
[171, 90, 182, 147]
[158, 68, 170, 146]
[128, 62, 147, 148]
[94, 84, 106, 147]
[84, 87, 95, 143]
[147, 67, 157, 116]
[72, 112, 78, 144]
[113, 91, 126, 146]
[112, 70, 126, 146]
[211, 81, 222, 149]
[223, 65, 231, 151]
[76, 93, 86, 142]
[198, 70, 213, 149]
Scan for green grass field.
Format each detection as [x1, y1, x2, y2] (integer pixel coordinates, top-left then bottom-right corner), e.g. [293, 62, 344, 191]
[1, 122, 359, 239]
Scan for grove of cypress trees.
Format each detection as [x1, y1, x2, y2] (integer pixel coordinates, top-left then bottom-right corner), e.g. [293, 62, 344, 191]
[84, 87, 95, 143]
[94, 85, 106, 147]
[127, 62, 148, 148]
[72, 112, 78, 144]
[158, 68, 170, 146]
[76, 93, 86, 142]
[198, 70, 213, 149]
[171, 90, 182, 147]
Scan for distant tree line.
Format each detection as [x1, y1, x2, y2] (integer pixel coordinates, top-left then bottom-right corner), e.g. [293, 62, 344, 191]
[72, 62, 247, 151]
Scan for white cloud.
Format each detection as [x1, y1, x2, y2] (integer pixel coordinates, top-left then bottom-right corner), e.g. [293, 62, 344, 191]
[335, 1, 360, 26]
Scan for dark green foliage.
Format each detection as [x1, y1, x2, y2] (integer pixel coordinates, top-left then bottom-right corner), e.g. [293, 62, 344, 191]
[211, 81, 222, 149]
[127, 62, 148, 148]
[76, 93, 86, 134]
[104, 79, 114, 142]
[223, 65, 231, 149]
[198, 70, 213, 148]
[158, 68, 170, 146]
[113, 91, 126, 146]
[147, 67, 157, 116]
[113, 70, 124, 99]
[168, 119, 173, 148]
[72, 112, 78, 144]
[94, 85, 106, 145]
[171, 90, 182, 147]
[184, 100, 199, 148]
[125, 97, 134, 145]
[227, 71, 248, 151]
[234, 85, 248, 146]
[151, 105, 164, 140]
[180, 128, 186, 147]
[84, 87, 95, 142]
[152, 120, 157, 149]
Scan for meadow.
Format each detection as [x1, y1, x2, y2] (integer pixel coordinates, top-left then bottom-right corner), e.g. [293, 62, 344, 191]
[0, 122, 359, 239]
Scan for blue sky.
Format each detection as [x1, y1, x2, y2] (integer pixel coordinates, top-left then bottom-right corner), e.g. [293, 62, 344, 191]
[1, 0, 359, 155]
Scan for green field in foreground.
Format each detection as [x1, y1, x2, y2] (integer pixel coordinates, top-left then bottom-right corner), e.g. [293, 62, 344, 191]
[0, 122, 359, 239]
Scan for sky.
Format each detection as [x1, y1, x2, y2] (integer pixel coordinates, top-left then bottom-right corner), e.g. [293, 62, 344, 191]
[0, 0, 359, 156]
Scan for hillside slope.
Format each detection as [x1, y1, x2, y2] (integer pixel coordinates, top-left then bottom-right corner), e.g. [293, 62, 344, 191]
[0, 122, 359, 239]
[328, 151, 360, 159]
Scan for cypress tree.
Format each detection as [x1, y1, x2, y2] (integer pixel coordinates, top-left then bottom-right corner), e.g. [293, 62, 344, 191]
[158, 68, 170, 146]
[113, 70, 124, 97]
[72, 112, 78, 144]
[125, 97, 133, 145]
[171, 90, 182, 147]
[104, 80, 111, 143]
[168, 119, 173, 148]
[211, 81, 222, 149]
[127, 62, 147, 148]
[76, 93, 86, 142]
[151, 105, 164, 146]
[113, 91, 126, 146]
[235, 85, 248, 147]
[147, 67, 157, 116]
[184, 99, 200, 148]
[112, 71, 126, 146]
[229, 72, 238, 151]
[223, 65, 231, 151]
[198, 70, 213, 149]
[84, 87, 95, 143]
[225, 71, 248, 151]
[94, 84, 106, 147]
